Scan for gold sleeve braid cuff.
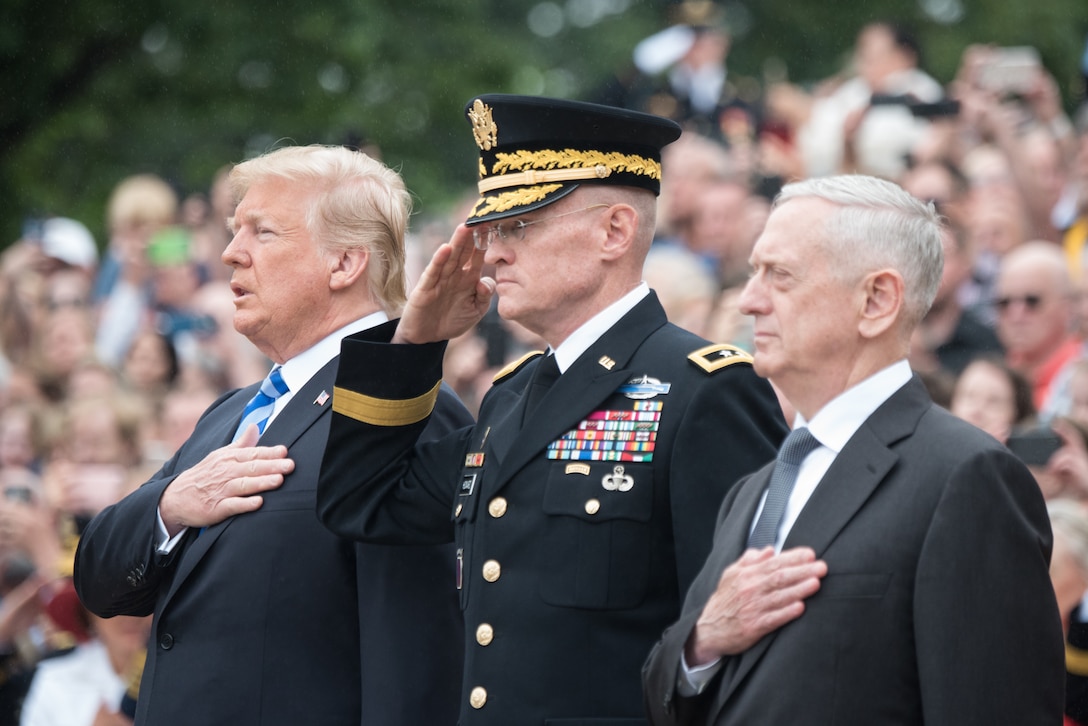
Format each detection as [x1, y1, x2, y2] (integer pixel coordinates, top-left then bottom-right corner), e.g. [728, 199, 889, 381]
[1068, 642, 1088, 676]
[333, 381, 442, 427]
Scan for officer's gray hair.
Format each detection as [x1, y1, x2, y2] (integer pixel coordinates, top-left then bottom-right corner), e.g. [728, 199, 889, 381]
[230, 145, 411, 315]
[774, 175, 944, 330]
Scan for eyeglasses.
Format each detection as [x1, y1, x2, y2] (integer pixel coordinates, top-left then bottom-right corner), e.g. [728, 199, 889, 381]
[472, 204, 610, 251]
[994, 294, 1044, 313]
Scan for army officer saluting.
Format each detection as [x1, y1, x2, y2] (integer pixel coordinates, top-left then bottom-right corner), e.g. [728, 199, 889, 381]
[318, 94, 787, 724]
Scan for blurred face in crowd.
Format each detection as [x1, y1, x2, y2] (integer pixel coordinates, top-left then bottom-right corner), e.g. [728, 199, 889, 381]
[0, 407, 35, 470]
[1047, 502, 1088, 632]
[994, 244, 1072, 368]
[968, 189, 1028, 257]
[67, 403, 132, 467]
[1051, 530, 1088, 630]
[91, 613, 152, 674]
[689, 181, 753, 269]
[223, 176, 342, 363]
[901, 163, 966, 232]
[855, 24, 914, 90]
[1068, 366, 1088, 427]
[1021, 129, 1067, 210]
[949, 359, 1019, 443]
[123, 330, 175, 393]
[153, 261, 202, 309]
[67, 361, 118, 401]
[160, 388, 218, 454]
[36, 306, 94, 379]
[658, 134, 731, 236]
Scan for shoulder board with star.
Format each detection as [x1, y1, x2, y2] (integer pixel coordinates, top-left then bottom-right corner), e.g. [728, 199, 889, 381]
[687, 343, 754, 374]
[493, 350, 545, 384]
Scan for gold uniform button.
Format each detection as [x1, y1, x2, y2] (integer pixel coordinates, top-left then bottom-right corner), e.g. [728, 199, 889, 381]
[476, 623, 494, 646]
[454, 503, 463, 517]
[488, 497, 508, 518]
[482, 560, 501, 582]
[585, 498, 601, 515]
[470, 686, 487, 709]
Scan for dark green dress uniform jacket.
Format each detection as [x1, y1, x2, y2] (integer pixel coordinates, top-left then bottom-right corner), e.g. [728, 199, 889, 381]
[318, 293, 787, 725]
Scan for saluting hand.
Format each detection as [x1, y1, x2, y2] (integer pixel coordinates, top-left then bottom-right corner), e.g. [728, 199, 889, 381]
[685, 546, 827, 666]
[393, 224, 495, 344]
[158, 424, 294, 537]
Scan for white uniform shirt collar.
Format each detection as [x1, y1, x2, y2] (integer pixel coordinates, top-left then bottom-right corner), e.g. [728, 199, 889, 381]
[551, 283, 649, 373]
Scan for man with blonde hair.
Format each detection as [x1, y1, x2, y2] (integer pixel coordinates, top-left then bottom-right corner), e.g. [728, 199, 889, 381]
[75, 145, 469, 726]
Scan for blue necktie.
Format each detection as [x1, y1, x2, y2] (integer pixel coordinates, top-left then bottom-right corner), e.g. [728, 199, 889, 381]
[233, 367, 289, 442]
[748, 427, 821, 549]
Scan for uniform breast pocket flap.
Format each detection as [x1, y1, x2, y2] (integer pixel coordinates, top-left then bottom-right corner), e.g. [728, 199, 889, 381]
[542, 462, 654, 522]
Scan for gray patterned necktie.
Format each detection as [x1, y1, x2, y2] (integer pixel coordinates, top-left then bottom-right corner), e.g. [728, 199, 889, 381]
[748, 427, 820, 549]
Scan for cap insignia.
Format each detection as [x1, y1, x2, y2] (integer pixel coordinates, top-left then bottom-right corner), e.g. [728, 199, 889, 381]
[469, 99, 498, 151]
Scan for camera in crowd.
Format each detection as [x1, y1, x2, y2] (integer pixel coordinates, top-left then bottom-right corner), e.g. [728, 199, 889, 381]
[1007, 425, 1064, 467]
[977, 46, 1041, 96]
[869, 93, 961, 119]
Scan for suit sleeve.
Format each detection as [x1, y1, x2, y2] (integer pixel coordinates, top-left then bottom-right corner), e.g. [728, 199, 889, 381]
[73, 388, 245, 617]
[318, 321, 476, 545]
[668, 364, 786, 594]
[73, 463, 190, 617]
[914, 446, 1065, 724]
[644, 479, 753, 726]
[352, 388, 470, 726]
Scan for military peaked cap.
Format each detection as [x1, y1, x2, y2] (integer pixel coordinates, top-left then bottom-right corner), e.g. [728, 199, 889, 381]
[463, 93, 683, 225]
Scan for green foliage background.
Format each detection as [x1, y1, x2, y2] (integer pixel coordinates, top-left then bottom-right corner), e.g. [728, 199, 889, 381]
[2, 0, 1085, 248]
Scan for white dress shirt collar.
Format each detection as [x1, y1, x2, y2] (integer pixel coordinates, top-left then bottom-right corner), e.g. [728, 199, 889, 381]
[796, 359, 913, 454]
[273, 310, 389, 410]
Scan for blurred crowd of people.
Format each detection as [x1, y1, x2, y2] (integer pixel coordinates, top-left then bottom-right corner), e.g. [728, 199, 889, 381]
[4, 7, 1088, 724]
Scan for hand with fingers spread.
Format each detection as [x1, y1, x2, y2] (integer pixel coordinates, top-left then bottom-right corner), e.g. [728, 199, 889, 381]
[157, 424, 294, 537]
[392, 224, 495, 345]
[685, 546, 827, 667]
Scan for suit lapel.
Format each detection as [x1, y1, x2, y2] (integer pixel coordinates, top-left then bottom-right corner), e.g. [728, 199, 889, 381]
[486, 294, 669, 495]
[258, 358, 338, 451]
[165, 360, 339, 599]
[712, 376, 932, 713]
[705, 468, 778, 711]
[785, 376, 930, 556]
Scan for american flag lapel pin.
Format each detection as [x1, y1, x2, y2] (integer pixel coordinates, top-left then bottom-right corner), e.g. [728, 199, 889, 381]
[315, 390, 330, 406]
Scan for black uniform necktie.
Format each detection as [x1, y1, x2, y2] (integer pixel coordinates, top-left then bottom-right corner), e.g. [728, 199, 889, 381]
[522, 354, 560, 425]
